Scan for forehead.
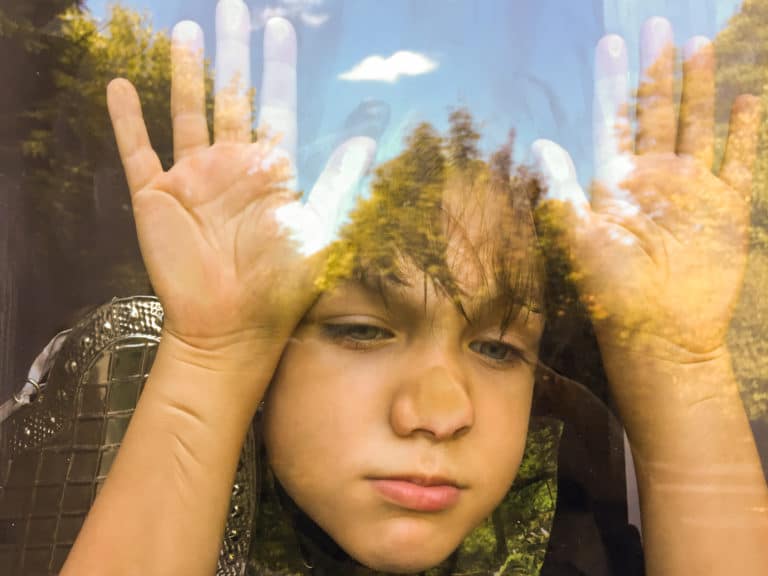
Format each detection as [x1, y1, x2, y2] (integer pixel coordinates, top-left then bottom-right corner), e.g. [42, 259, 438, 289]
[316, 165, 543, 322]
[321, 265, 544, 336]
[441, 176, 538, 291]
[327, 180, 543, 331]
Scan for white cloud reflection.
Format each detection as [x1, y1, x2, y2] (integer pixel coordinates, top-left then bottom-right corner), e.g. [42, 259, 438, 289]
[338, 51, 439, 83]
[253, 0, 329, 29]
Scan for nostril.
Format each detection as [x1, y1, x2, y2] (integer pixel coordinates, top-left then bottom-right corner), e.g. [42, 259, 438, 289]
[454, 424, 471, 439]
[389, 364, 474, 439]
[428, 417, 473, 441]
[402, 401, 474, 441]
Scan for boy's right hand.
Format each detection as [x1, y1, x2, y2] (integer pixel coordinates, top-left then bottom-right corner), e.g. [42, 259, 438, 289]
[107, 1, 375, 365]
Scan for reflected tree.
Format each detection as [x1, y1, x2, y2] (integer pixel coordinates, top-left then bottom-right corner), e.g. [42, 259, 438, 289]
[716, 0, 768, 425]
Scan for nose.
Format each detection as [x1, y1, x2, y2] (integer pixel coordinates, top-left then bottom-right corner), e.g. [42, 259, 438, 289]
[389, 364, 474, 440]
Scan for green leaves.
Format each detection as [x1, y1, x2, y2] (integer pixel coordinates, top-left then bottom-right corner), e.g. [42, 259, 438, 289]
[428, 418, 561, 576]
[13, 4, 202, 303]
[715, 0, 768, 422]
[317, 119, 452, 293]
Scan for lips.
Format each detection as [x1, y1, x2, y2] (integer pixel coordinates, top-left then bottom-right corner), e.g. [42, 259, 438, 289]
[370, 476, 462, 512]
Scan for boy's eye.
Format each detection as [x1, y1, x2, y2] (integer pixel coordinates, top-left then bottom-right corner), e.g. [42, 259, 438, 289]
[469, 340, 524, 364]
[322, 323, 394, 345]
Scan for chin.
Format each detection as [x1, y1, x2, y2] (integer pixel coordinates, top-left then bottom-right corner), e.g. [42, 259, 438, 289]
[343, 517, 465, 574]
[356, 550, 453, 575]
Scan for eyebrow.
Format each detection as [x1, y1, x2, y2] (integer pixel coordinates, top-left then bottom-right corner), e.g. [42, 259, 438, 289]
[355, 273, 541, 331]
[462, 293, 542, 329]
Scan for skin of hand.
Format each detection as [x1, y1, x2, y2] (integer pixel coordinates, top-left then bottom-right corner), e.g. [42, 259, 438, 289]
[107, 3, 375, 393]
[532, 17, 768, 576]
[533, 19, 760, 367]
[61, 3, 376, 575]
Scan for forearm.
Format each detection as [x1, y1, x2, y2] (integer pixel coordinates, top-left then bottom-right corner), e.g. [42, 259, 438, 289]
[603, 349, 768, 576]
[61, 331, 282, 576]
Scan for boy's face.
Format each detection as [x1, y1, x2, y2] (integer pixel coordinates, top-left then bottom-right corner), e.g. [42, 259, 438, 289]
[263, 255, 543, 573]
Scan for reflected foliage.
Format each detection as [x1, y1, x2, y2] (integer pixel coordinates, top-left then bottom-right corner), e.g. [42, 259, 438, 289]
[320, 111, 543, 332]
[318, 121, 453, 294]
[4, 3, 214, 311]
[251, 419, 561, 576]
[20, 5, 174, 298]
[717, 0, 768, 423]
[447, 107, 482, 172]
[441, 418, 561, 576]
[263, 109, 559, 574]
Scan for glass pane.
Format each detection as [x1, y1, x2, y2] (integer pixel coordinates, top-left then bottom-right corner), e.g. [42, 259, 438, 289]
[3, 2, 767, 575]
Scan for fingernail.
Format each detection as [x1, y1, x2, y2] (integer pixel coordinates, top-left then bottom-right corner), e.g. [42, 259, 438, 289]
[531, 140, 589, 216]
[683, 35, 711, 61]
[172, 20, 203, 50]
[217, 0, 251, 41]
[595, 34, 627, 76]
[264, 17, 297, 63]
[532, 140, 574, 184]
[641, 16, 674, 72]
[644, 16, 673, 38]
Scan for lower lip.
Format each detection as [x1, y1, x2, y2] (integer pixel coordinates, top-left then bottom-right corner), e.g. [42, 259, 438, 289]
[371, 479, 461, 512]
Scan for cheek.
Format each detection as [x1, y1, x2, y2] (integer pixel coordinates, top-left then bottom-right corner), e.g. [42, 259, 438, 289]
[471, 375, 535, 491]
[261, 340, 390, 486]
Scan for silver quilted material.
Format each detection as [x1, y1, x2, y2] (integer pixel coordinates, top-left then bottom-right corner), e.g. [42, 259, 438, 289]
[0, 296, 258, 575]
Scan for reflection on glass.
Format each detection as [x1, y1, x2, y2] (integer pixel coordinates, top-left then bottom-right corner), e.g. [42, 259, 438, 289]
[1, 2, 767, 576]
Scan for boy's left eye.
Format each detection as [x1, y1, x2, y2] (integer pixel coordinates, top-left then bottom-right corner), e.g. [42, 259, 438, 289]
[469, 340, 524, 364]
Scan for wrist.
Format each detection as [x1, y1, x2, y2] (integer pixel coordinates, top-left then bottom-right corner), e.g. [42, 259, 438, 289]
[601, 340, 734, 405]
[603, 348, 756, 464]
[159, 324, 289, 369]
[596, 326, 729, 366]
[63, 333, 270, 576]
[145, 328, 286, 425]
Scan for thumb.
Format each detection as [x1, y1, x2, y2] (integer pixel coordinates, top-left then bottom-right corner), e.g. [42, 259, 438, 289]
[530, 139, 593, 251]
[275, 136, 377, 257]
[530, 139, 590, 217]
[530, 140, 602, 314]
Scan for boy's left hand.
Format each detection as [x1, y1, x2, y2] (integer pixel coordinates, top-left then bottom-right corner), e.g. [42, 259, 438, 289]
[533, 19, 761, 368]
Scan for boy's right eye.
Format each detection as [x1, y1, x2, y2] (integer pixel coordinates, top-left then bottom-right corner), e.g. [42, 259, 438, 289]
[321, 323, 395, 348]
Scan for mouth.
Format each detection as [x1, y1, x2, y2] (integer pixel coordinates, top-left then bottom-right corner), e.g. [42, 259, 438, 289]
[368, 475, 463, 512]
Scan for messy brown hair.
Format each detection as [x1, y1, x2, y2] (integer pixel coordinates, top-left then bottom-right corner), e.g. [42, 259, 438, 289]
[317, 114, 544, 335]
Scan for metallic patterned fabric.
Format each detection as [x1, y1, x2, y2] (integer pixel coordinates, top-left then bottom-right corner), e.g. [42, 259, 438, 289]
[0, 296, 258, 576]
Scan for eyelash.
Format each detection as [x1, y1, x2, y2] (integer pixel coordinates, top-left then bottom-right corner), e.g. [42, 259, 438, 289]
[468, 340, 526, 366]
[322, 323, 526, 366]
[321, 323, 394, 349]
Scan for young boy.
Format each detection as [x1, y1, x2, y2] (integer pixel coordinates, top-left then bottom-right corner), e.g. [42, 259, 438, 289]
[60, 3, 768, 575]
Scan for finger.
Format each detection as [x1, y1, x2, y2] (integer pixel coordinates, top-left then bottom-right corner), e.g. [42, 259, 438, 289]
[720, 94, 763, 200]
[107, 78, 163, 196]
[172, 20, 209, 161]
[532, 140, 641, 324]
[307, 136, 376, 221]
[636, 17, 676, 155]
[531, 139, 596, 284]
[214, 0, 252, 143]
[593, 34, 632, 182]
[276, 136, 377, 256]
[258, 17, 298, 175]
[590, 37, 638, 216]
[677, 36, 715, 167]
[299, 100, 390, 194]
[343, 99, 390, 140]
[531, 139, 590, 218]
